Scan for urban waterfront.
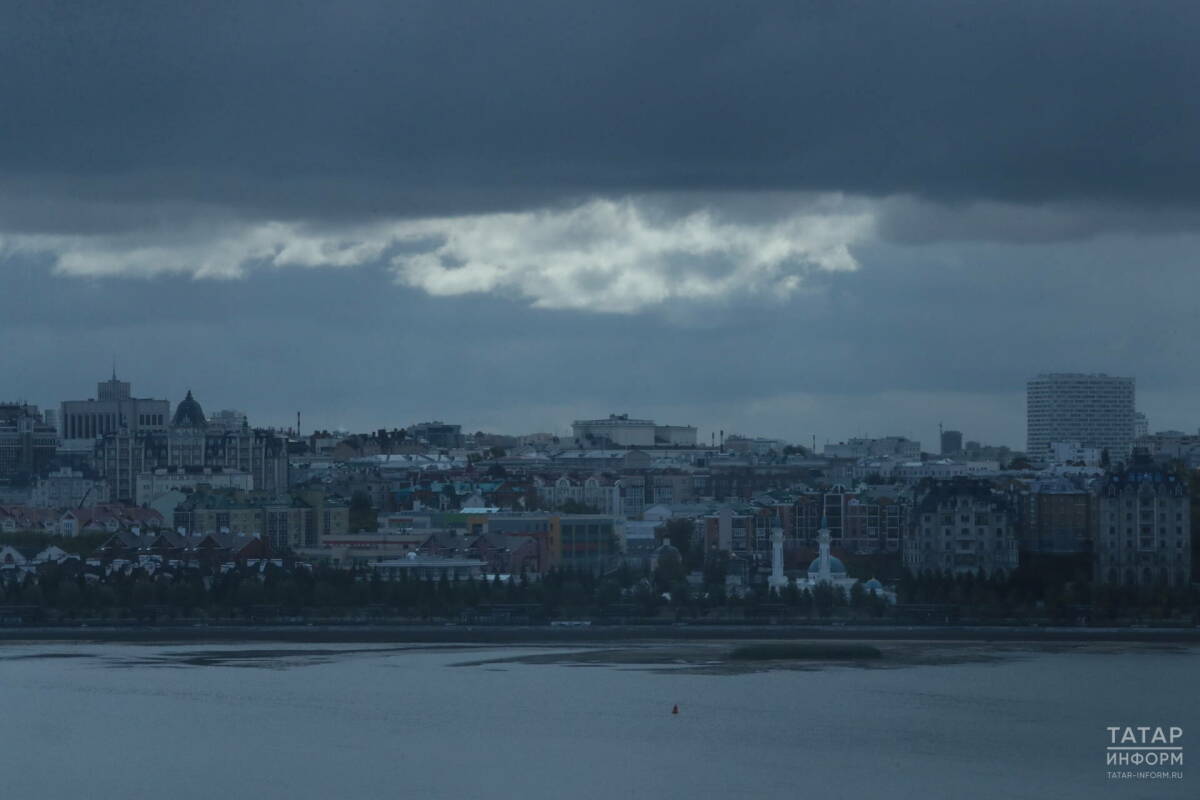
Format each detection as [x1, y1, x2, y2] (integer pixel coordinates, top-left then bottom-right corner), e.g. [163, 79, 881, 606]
[1, 639, 1195, 799]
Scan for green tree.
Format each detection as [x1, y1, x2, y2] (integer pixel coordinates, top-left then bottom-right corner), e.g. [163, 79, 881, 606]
[349, 492, 378, 532]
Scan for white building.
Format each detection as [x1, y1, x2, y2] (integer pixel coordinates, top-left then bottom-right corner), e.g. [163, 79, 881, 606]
[29, 468, 109, 508]
[1046, 441, 1101, 466]
[60, 374, 170, 441]
[134, 466, 255, 506]
[571, 414, 697, 448]
[823, 436, 921, 460]
[892, 460, 1001, 480]
[1026, 373, 1135, 462]
[1134, 412, 1149, 439]
[725, 435, 787, 456]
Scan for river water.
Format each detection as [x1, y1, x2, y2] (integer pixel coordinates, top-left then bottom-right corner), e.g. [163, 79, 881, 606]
[1, 640, 1195, 799]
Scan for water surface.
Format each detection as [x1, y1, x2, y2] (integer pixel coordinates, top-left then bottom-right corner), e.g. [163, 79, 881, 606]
[1, 640, 1194, 799]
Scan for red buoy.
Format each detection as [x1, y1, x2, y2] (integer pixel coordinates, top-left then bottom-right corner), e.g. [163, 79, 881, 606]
[672, 704, 679, 715]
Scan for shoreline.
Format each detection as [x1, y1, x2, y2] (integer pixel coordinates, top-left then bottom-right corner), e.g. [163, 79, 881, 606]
[2, 623, 1199, 645]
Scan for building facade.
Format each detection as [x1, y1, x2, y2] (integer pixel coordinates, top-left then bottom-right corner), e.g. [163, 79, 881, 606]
[905, 479, 1020, 578]
[173, 487, 349, 550]
[60, 375, 170, 441]
[940, 430, 963, 456]
[29, 467, 109, 508]
[134, 466, 255, 506]
[97, 391, 288, 503]
[1094, 461, 1190, 589]
[0, 404, 58, 482]
[1026, 373, 1135, 462]
[1015, 479, 1094, 554]
[572, 414, 697, 448]
[823, 437, 921, 460]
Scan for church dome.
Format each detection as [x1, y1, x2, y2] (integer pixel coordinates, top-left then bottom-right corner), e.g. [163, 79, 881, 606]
[172, 391, 208, 428]
[807, 556, 847, 576]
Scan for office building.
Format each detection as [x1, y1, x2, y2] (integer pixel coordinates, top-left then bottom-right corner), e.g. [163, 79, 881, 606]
[940, 429, 963, 456]
[60, 374, 170, 440]
[572, 414, 698, 448]
[97, 391, 288, 503]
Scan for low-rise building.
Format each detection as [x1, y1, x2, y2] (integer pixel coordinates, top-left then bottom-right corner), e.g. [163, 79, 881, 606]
[172, 487, 349, 550]
[135, 466, 254, 506]
[823, 436, 921, 460]
[0, 403, 58, 482]
[29, 468, 109, 508]
[372, 554, 487, 581]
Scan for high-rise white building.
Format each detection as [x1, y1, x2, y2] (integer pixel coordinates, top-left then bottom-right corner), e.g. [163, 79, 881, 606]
[1026, 373, 1135, 461]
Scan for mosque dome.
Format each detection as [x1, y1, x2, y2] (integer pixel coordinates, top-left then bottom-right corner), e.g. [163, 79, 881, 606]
[808, 555, 847, 577]
[864, 578, 884, 591]
[172, 390, 208, 428]
[655, 542, 682, 559]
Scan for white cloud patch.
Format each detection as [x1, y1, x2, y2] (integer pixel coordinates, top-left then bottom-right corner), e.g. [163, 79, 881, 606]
[0, 196, 873, 312]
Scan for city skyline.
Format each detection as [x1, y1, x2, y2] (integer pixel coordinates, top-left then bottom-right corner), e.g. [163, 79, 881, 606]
[6, 365, 1194, 453]
[5, 4, 1200, 454]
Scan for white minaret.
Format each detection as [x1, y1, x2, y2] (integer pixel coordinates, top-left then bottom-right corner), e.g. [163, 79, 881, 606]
[768, 516, 787, 590]
[816, 515, 832, 582]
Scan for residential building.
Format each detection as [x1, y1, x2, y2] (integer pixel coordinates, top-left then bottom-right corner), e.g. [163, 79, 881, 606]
[905, 479, 1020, 578]
[134, 466, 254, 506]
[534, 474, 622, 515]
[1046, 441, 1101, 466]
[792, 487, 907, 554]
[0, 404, 58, 482]
[172, 487, 349, 550]
[1026, 373, 1135, 462]
[558, 515, 623, 572]
[409, 422, 464, 449]
[823, 436, 921, 460]
[1094, 458, 1190, 588]
[1015, 478, 1094, 554]
[29, 467, 109, 508]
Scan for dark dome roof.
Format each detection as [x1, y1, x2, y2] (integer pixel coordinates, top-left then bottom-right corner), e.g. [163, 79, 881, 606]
[172, 390, 208, 428]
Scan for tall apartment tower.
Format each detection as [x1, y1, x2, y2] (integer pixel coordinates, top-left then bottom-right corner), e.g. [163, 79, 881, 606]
[1026, 373, 1135, 461]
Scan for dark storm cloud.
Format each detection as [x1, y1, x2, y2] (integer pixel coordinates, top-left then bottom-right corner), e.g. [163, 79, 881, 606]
[5, 229, 1200, 447]
[4, 2, 1198, 446]
[2, 0, 1199, 229]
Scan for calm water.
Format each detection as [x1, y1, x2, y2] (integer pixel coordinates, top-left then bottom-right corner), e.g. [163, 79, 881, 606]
[1, 640, 1195, 799]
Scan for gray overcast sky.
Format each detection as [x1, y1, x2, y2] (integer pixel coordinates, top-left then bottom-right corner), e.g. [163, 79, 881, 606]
[3, 1, 1199, 449]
